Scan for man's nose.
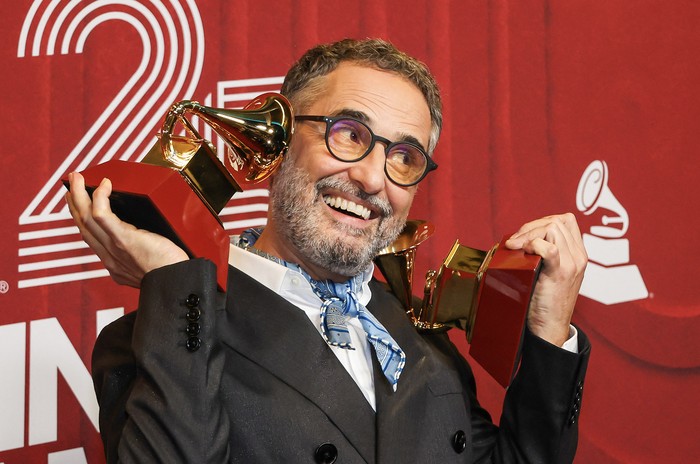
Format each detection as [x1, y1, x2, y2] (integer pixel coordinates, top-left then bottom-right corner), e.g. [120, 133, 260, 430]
[346, 145, 387, 195]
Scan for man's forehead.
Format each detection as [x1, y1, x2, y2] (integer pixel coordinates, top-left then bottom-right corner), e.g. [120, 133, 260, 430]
[313, 64, 432, 146]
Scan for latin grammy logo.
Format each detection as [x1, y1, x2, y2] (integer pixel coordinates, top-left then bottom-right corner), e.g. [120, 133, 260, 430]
[576, 160, 648, 305]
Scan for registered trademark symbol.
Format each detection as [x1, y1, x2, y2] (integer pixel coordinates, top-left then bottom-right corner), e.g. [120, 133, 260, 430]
[0, 280, 9, 294]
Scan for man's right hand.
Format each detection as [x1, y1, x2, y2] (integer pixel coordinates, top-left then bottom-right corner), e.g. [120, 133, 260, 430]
[65, 172, 188, 288]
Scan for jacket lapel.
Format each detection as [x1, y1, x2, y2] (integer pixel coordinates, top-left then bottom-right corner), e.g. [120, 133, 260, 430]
[221, 267, 376, 463]
[367, 281, 439, 457]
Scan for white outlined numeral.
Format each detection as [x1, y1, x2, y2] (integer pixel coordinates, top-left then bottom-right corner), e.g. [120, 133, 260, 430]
[16, 0, 204, 287]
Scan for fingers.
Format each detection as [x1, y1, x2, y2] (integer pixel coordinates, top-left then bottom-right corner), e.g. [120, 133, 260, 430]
[506, 213, 587, 265]
[91, 177, 133, 248]
[66, 172, 111, 260]
[66, 173, 138, 286]
[507, 212, 588, 282]
[89, 178, 147, 286]
[507, 212, 580, 246]
[502, 213, 588, 346]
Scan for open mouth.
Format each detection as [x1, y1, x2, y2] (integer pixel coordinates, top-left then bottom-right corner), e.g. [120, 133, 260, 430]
[323, 195, 372, 220]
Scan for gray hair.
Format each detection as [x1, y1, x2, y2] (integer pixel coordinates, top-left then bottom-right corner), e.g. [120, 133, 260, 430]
[281, 38, 442, 154]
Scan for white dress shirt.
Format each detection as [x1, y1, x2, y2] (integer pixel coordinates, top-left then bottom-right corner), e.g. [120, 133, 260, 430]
[229, 242, 578, 411]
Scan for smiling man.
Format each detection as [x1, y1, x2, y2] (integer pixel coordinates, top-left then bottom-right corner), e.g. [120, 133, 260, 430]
[257, 62, 429, 282]
[67, 39, 590, 463]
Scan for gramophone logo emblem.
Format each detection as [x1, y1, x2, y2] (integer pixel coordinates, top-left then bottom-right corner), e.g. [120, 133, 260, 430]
[576, 160, 649, 305]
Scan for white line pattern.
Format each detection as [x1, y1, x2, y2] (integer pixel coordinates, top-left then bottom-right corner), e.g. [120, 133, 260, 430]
[17, 2, 282, 287]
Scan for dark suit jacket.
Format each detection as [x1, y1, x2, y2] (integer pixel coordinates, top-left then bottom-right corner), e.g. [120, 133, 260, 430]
[93, 259, 590, 463]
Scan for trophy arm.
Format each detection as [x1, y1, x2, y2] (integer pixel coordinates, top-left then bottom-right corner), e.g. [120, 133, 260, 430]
[160, 100, 206, 169]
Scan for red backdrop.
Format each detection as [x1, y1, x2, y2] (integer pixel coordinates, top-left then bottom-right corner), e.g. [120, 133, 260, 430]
[1, 1, 698, 462]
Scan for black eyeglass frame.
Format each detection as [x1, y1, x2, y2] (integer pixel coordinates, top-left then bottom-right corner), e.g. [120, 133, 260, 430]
[295, 115, 438, 187]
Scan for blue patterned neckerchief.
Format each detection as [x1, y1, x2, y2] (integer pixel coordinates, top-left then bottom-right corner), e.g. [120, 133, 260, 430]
[237, 228, 406, 391]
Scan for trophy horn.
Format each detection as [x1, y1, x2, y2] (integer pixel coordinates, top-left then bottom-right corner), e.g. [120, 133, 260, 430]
[144, 93, 294, 214]
[374, 219, 480, 332]
[374, 220, 435, 325]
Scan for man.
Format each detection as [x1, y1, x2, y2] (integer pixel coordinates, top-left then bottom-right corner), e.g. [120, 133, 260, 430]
[67, 38, 590, 463]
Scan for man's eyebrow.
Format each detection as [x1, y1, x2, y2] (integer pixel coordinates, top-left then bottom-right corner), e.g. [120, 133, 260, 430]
[329, 108, 369, 121]
[394, 132, 425, 151]
[329, 108, 427, 151]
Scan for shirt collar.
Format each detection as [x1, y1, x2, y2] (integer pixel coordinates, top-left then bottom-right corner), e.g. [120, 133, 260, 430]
[228, 240, 375, 304]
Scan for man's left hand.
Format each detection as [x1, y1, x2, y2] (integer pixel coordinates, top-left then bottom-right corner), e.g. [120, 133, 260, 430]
[505, 213, 588, 347]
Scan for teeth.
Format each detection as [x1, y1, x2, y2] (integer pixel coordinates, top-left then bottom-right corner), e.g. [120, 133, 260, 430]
[324, 195, 371, 220]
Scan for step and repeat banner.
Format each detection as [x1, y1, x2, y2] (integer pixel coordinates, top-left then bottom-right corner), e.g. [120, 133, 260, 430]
[1, 1, 697, 462]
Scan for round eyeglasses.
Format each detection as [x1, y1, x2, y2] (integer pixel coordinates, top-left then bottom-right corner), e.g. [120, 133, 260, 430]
[295, 115, 437, 186]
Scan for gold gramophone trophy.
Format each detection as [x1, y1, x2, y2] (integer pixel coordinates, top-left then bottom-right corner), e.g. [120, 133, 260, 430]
[64, 93, 293, 290]
[375, 220, 542, 387]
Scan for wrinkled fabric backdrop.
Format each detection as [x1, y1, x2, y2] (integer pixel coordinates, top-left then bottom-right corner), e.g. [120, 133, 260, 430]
[1, 1, 698, 462]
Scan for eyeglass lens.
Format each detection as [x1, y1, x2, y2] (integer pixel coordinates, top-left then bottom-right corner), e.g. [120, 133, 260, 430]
[327, 118, 427, 185]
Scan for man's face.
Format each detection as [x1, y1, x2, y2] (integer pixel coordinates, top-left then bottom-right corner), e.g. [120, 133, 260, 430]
[268, 62, 433, 279]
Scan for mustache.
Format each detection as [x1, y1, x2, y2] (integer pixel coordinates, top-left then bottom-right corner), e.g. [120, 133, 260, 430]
[315, 176, 393, 218]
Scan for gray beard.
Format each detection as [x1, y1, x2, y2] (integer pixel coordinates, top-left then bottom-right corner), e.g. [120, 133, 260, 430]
[268, 157, 407, 278]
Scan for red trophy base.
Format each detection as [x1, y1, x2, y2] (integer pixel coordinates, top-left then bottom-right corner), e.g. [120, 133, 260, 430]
[64, 160, 230, 290]
[468, 237, 542, 387]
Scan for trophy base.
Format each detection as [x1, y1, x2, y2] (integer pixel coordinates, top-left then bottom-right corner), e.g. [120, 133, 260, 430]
[64, 160, 231, 290]
[468, 237, 542, 387]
